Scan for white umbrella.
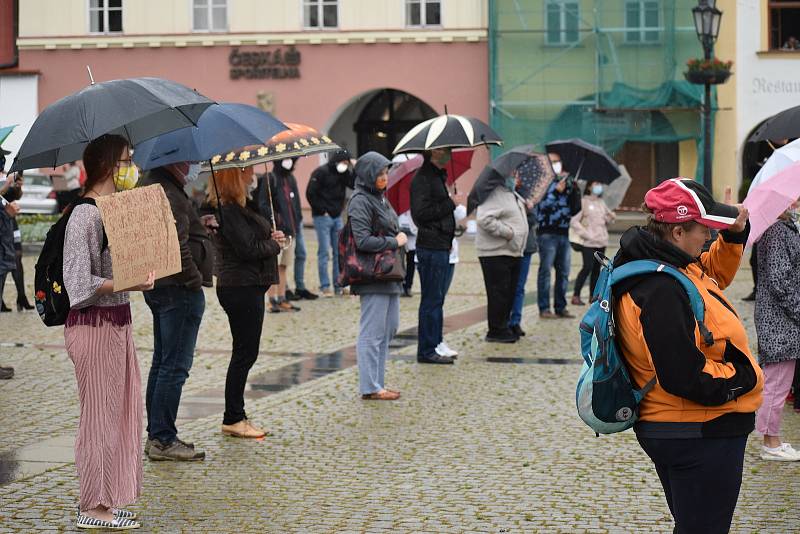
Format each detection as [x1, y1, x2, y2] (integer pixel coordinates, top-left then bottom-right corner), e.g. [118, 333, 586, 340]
[748, 138, 800, 194]
[602, 164, 633, 211]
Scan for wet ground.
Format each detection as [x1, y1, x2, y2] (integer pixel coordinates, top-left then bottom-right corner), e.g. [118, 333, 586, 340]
[0, 230, 798, 533]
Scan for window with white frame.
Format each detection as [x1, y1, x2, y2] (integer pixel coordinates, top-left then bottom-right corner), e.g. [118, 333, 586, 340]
[89, 0, 123, 34]
[406, 0, 441, 27]
[625, 0, 660, 43]
[545, 0, 580, 45]
[304, 0, 338, 29]
[193, 0, 227, 32]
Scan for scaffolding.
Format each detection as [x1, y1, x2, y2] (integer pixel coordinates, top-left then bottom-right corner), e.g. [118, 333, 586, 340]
[489, 0, 710, 179]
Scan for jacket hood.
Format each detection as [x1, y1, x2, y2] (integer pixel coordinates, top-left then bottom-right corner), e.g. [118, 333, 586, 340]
[354, 151, 391, 194]
[614, 226, 695, 269]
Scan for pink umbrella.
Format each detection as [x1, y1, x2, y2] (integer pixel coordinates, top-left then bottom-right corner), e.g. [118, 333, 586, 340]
[743, 159, 800, 247]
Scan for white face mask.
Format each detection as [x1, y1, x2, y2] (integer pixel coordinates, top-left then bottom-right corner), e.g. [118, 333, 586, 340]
[336, 162, 349, 174]
[552, 161, 563, 175]
[247, 175, 258, 194]
[591, 184, 604, 196]
[281, 158, 294, 171]
[185, 163, 201, 184]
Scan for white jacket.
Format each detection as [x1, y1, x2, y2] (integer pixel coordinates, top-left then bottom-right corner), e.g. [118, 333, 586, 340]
[475, 187, 528, 258]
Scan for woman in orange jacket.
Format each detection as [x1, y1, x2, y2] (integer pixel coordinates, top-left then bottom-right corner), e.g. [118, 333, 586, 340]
[614, 179, 763, 534]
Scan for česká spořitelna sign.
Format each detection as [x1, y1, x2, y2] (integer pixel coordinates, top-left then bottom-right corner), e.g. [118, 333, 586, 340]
[229, 46, 301, 80]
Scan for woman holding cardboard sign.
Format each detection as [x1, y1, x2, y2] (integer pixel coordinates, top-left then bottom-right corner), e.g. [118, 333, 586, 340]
[209, 166, 285, 438]
[62, 134, 155, 531]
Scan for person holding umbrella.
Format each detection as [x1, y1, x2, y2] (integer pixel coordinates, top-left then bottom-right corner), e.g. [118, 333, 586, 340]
[138, 161, 211, 462]
[210, 166, 285, 437]
[63, 134, 154, 530]
[535, 153, 581, 318]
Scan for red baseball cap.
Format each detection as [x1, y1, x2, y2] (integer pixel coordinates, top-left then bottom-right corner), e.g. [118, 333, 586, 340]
[644, 178, 739, 230]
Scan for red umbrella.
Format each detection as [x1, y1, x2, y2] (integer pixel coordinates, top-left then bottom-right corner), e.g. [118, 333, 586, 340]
[386, 149, 474, 214]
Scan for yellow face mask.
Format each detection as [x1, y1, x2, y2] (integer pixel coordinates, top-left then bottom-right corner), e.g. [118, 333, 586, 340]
[113, 164, 139, 191]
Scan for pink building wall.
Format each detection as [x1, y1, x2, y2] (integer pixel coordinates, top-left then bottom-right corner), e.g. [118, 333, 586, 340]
[19, 41, 490, 207]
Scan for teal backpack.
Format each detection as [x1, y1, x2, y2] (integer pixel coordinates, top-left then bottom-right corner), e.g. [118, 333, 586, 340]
[575, 254, 714, 435]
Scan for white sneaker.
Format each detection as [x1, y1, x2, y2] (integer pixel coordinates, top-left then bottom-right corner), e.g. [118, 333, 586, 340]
[435, 342, 458, 358]
[761, 443, 800, 461]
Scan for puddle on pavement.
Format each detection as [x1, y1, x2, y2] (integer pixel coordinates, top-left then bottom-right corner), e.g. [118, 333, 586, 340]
[0, 434, 75, 485]
[486, 357, 576, 365]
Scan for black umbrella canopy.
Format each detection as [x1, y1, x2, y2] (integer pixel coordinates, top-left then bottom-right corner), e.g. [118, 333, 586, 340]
[748, 105, 800, 143]
[467, 166, 506, 214]
[10, 77, 214, 172]
[545, 138, 620, 184]
[393, 114, 502, 154]
[490, 144, 538, 177]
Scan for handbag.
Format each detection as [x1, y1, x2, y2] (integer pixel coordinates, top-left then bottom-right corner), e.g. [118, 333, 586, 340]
[337, 218, 406, 287]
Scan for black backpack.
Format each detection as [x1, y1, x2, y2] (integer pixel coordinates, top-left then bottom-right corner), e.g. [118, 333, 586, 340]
[34, 198, 107, 326]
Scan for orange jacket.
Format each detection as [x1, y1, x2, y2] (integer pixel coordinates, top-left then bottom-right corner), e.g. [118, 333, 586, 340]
[613, 227, 763, 437]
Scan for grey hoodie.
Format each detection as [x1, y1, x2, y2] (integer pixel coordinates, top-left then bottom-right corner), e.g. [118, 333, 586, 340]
[347, 151, 403, 295]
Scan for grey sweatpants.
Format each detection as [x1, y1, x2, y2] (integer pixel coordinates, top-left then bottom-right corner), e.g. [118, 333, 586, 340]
[357, 293, 400, 395]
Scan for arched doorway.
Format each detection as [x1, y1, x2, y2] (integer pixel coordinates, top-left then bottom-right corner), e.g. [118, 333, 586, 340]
[326, 89, 437, 159]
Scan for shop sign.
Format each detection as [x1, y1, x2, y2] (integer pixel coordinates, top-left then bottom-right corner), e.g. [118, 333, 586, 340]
[229, 46, 301, 80]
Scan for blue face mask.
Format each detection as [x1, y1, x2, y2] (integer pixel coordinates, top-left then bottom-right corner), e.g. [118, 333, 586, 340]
[504, 177, 516, 191]
[591, 184, 604, 196]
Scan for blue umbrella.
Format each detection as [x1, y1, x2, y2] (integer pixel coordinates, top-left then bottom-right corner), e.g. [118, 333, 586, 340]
[133, 103, 287, 170]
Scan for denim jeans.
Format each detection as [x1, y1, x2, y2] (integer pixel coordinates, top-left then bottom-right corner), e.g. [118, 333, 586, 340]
[415, 247, 450, 359]
[537, 233, 571, 313]
[509, 252, 533, 327]
[313, 214, 343, 290]
[144, 286, 205, 444]
[294, 224, 307, 291]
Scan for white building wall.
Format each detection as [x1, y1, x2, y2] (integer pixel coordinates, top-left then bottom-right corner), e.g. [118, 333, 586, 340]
[0, 75, 39, 172]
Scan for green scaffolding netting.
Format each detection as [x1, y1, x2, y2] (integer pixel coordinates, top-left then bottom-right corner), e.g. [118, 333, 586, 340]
[489, 0, 713, 181]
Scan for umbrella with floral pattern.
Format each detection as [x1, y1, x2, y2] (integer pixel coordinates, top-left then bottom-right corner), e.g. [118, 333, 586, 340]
[205, 122, 339, 170]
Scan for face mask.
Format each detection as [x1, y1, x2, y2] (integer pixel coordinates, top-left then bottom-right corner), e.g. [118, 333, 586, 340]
[504, 176, 516, 191]
[113, 164, 139, 191]
[436, 151, 452, 166]
[591, 184, 604, 196]
[185, 163, 201, 184]
[552, 161, 563, 175]
[247, 175, 258, 194]
[281, 159, 294, 171]
[336, 162, 349, 174]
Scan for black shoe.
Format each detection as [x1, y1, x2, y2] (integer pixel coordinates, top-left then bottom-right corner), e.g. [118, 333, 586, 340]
[485, 331, 518, 343]
[16, 296, 34, 311]
[285, 290, 300, 301]
[417, 354, 455, 364]
[742, 290, 756, 302]
[0, 366, 14, 379]
[0, 302, 10, 313]
[510, 324, 525, 337]
[296, 289, 318, 300]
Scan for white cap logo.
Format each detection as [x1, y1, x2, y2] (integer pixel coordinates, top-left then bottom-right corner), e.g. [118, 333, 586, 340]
[677, 205, 689, 216]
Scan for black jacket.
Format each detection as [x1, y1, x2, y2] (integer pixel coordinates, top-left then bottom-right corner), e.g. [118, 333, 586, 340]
[214, 202, 280, 288]
[140, 168, 213, 290]
[306, 162, 354, 218]
[257, 167, 302, 236]
[410, 160, 455, 250]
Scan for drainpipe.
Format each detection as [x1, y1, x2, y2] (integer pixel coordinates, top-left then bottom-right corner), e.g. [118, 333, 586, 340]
[0, 0, 19, 69]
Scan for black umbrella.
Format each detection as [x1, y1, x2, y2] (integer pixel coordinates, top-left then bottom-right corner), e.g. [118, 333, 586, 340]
[748, 105, 800, 143]
[393, 114, 502, 154]
[10, 77, 214, 172]
[467, 166, 506, 215]
[545, 138, 620, 184]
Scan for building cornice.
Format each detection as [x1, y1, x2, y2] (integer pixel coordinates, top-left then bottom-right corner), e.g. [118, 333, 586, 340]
[17, 29, 487, 50]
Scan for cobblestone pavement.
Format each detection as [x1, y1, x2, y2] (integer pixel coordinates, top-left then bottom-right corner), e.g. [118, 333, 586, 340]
[0, 230, 798, 533]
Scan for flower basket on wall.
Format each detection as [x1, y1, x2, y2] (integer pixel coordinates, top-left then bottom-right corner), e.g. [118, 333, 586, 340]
[684, 57, 733, 85]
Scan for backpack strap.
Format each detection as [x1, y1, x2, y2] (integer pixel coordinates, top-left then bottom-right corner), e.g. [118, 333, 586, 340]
[610, 259, 714, 347]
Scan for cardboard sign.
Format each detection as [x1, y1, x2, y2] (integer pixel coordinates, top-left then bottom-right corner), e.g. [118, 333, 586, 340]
[94, 184, 181, 291]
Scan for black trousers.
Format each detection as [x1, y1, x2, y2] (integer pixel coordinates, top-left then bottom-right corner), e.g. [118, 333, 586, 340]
[479, 255, 521, 336]
[403, 249, 416, 292]
[216, 285, 267, 425]
[749, 241, 758, 289]
[574, 246, 605, 299]
[637, 435, 747, 534]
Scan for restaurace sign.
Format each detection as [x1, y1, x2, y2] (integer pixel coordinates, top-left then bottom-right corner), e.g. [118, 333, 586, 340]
[229, 46, 301, 80]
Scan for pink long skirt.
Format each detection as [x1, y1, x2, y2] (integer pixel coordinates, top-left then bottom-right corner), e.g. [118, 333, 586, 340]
[65, 304, 143, 511]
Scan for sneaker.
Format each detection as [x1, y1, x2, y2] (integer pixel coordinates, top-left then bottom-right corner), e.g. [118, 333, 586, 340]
[146, 438, 205, 461]
[0, 366, 13, 380]
[76, 512, 140, 530]
[321, 288, 334, 298]
[435, 342, 458, 358]
[296, 289, 318, 300]
[761, 443, 800, 461]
